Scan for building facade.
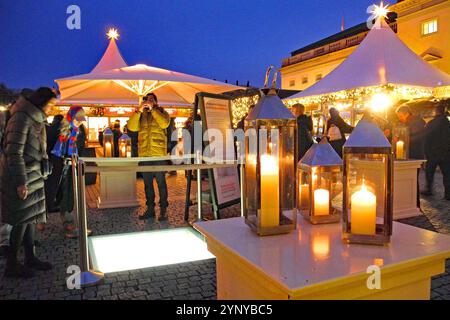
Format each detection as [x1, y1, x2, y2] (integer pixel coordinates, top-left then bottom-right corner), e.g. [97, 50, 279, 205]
[280, 0, 450, 91]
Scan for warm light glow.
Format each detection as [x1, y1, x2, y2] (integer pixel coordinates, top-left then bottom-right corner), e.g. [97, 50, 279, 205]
[312, 234, 330, 260]
[314, 189, 330, 216]
[89, 228, 214, 273]
[371, 1, 390, 20]
[370, 92, 391, 113]
[107, 28, 119, 40]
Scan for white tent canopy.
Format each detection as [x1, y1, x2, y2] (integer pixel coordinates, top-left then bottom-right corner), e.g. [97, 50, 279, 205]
[91, 38, 128, 73]
[286, 18, 450, 100]
[56, 32, 238, 106]
[56, 63, 239, 106]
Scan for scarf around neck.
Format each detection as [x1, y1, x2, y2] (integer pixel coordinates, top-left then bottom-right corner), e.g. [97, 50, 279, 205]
[51, 106, 83, 158]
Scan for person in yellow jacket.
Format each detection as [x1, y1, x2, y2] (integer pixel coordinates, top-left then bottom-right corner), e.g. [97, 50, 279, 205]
[128, 93, 171, 221]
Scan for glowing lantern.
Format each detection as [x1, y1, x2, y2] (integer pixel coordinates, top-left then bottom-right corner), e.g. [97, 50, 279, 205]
[298, 138, 342, 224]
[342, 118, 394, 245]
[103, 128, 114, 158]
[244, 67, 297, 236]
[118, 133, 132, 158]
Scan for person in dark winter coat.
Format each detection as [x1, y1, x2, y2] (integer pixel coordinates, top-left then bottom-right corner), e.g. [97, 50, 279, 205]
[0, 87, 56, 278]
[292, 103, 313, 161]
[395, 105, 426, 159]
[0, 89, 34, 257]
[422, 102, 450, 200]
[326, 107, 354, 158]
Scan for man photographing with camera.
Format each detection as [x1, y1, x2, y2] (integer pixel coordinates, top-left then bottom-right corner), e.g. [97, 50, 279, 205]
[128, 93, 171, 222]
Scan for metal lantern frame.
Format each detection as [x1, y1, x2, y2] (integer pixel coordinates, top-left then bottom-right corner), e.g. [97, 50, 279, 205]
[244, 67, 297, 236]
[118, 133, 132, 158]
[392, 125, 410, 160]
[103, 127, 114, 158]
[342, 119, 394, 246]
[298, 138, 342, 224]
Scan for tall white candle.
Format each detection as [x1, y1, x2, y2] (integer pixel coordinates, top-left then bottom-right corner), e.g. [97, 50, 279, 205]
[351, 183, 377, 235]
[314, 188, 329, 216]
[260, 154, 279, 228]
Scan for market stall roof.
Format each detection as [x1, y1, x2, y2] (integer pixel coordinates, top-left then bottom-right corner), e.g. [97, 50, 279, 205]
[286, 18, 450, 101]
[56, 63, 239, 106]
[91, 32, 128, 73]
[55, 29, 239, 106]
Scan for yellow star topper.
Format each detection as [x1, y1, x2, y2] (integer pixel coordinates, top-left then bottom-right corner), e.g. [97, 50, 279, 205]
[371, 1, 390, 19]
[107, 28, 119, 40]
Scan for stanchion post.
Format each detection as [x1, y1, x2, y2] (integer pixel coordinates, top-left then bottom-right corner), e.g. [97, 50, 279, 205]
[196, 151, 202, 221]
[76, 158, 104, 286]
[237, 141, 245, 217]
[71, 155, 80, 229]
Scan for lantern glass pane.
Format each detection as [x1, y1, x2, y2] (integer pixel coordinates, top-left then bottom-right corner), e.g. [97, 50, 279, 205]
[392, 126, 409, 160]
[103, 132, 114, 157]
[298, 170, 310, 210]
[345, 153, 388, 234]
[245, 123, 258, 222]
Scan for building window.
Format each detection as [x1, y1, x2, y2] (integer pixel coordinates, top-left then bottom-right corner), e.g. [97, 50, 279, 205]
[289, 79, 296, 87]
[302, 77, 308, 84]
[422, 19, 438, 35]
[316, 74, 323, 82]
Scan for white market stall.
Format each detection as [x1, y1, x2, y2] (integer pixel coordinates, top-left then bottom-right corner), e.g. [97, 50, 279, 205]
[285, 9, 450, 220]
[55, 29, 239, 209]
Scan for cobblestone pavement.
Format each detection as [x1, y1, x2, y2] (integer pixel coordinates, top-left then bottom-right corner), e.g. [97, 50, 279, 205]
[0, 170, 449, 300]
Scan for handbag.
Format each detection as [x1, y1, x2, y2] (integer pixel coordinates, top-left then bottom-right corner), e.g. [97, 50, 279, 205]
[328, 124, 342, 141]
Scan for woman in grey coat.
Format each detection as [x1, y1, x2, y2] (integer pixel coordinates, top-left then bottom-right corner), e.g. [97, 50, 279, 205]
[1, 87, 56, 278]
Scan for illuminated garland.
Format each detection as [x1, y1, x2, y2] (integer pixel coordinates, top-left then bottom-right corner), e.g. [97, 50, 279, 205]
[434, 85, 450, 99]
[231, 94, 260, 127]
[285, 84, 434, 107]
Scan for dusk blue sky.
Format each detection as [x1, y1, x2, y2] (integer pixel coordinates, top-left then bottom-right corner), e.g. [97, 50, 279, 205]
[0, 0, 379, 90]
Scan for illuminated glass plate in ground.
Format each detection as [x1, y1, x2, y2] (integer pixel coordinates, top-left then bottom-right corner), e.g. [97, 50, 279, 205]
[88, 227, 215, 273]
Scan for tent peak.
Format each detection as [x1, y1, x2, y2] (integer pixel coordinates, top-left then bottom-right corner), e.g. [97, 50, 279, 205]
[91, 35, 127, 73]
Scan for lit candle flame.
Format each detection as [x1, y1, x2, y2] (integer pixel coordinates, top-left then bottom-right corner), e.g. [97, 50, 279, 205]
[107, 28, 119, 40]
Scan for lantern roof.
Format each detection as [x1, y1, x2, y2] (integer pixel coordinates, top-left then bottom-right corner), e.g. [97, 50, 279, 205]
[299, 138, 342, 167]
[104, 127, 113, 135]
[119, 133, 131, 140]
[246, 88, 295, 121]
[344, 118, 391, 148]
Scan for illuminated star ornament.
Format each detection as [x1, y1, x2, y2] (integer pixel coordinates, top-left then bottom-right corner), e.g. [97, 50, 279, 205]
[107, 28, 119, 40]
[371, 1, 390, 20]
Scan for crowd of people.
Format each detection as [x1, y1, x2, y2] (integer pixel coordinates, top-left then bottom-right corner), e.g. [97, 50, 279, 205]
[288, 101, 450, 201]
[0, 86, 449, 279]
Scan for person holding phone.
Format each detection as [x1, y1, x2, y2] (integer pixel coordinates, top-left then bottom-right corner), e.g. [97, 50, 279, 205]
[128, 93, 171, 221]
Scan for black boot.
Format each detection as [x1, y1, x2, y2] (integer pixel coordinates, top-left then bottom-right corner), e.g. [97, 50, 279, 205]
[4, 251, 35, 278]
[24, 245, 53, 271]
[139, 206, 155, 220]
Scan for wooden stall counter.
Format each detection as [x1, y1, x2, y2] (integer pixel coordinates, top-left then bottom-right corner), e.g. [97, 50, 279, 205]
[194, 216, 450, 300]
